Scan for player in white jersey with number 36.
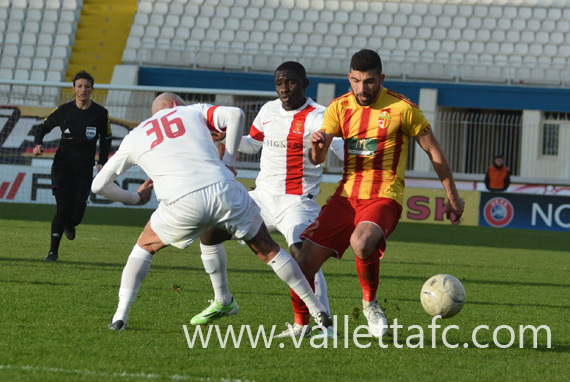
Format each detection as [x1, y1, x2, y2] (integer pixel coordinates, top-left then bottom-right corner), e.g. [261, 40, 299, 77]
[91, 92, 332, 331]
[194, 62, 343, 338]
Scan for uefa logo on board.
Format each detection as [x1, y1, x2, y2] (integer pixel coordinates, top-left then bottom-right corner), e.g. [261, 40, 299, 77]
[483, 197, 514, 227]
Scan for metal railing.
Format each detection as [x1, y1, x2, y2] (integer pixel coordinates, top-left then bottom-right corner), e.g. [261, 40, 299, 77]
[4, 78, 567, 181]
[436, 110, 522, 175]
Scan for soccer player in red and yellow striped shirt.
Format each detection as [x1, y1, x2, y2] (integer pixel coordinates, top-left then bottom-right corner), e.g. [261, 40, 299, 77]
[291, 50, 465, 338]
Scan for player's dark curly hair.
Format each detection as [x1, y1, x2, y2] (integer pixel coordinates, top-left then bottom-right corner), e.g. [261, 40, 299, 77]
[72, 70, 94, 87]
[350, 49, 383, 75]
[275, 61, 307, 80]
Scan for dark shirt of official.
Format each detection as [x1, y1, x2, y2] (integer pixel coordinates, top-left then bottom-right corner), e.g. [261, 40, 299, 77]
[34, 101, 112, 167]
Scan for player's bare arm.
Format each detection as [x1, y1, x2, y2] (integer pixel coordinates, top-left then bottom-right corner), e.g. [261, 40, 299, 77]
[415, 129, 465, 223]
[309, 130, 334, 165]
[211, 131, 226, 142]
[33, 144, 44, 156]
[136, 178, 154, 204]
[225, 165, 237, 176]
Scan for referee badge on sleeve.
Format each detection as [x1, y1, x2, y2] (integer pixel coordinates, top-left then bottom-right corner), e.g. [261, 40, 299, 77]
[86, 126, 97, 140]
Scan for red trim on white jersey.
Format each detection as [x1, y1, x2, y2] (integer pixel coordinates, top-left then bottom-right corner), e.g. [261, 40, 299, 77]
[103, 104, 235, 205]
[285, 105, 314, 195]
[249, 124, 264, 141]
[206, 105, 220, 131]
[251, 98, 327, 198]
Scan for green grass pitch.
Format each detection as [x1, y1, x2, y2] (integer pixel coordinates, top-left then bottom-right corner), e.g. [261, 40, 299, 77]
[0, 202, 568, 381]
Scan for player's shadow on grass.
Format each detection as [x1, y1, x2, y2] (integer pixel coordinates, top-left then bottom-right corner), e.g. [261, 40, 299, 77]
[6, 256, 568, 292]
[459, 342, 566, 353]
[383, 258, 527, 269]
[390, 223, 568, 252]
[423, 340, 564, 352]
[0, 256, 270, 275]
[0, 278, 72, 287]
[385, 296, 570, 311]
[326, 272, 570, 290]
[0, 203, 153, 227]
[535, 343, 570, 353]
[0, 256, 129, 269]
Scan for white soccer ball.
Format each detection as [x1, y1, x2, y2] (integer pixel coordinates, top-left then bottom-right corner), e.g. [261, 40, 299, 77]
[420, 274, 465, 318]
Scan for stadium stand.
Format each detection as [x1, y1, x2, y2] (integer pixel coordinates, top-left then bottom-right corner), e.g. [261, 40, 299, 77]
[115, 0, 569, 86]
[65, 1, 136, 84]
[0, 0, 83, 89]
[0, 0, 569, 87]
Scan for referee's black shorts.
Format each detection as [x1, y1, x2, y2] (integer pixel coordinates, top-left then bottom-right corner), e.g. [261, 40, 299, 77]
[51, 160, 94, 200]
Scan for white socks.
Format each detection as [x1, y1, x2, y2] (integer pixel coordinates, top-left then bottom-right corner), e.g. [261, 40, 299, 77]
[314, 269, 330, 314]
[200, 243, 232, 305]
[199, 244, 329, 315]
[112, 244, 153, 325]
[268, 248, 326, 315]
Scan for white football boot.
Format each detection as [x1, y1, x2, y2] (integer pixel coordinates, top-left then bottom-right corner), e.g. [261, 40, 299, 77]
[274, 323, 311, 339]
[363, 298, 388, 337]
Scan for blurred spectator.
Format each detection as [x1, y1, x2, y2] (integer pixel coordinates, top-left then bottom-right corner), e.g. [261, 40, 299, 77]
[485, 155, 511, 191]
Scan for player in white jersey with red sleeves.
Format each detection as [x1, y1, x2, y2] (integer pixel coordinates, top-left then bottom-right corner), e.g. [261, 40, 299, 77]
[194, 62, 343, 338]
[91, 92, 332, 331]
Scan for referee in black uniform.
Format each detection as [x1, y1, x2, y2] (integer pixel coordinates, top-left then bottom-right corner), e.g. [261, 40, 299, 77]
[33, 70, 112, 261]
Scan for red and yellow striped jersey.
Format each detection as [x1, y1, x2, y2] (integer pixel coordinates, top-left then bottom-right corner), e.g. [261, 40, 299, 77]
[322, 87, 430, 205]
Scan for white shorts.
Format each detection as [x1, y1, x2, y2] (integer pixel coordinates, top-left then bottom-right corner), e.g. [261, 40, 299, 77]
[248, 188, 321, 246]
[150, 180, 263, 249]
